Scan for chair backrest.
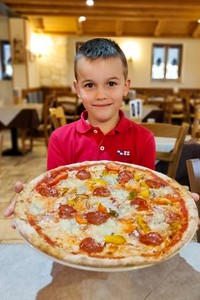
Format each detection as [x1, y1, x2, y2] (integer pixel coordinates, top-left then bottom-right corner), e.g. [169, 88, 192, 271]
[56, 94, 80, 121]
[191, 104, 200, 140]
[186, 158, 200, 242]
[163, 95, 189, 123]
[141, 122, 189, 178]
[49, 106, 67, 129]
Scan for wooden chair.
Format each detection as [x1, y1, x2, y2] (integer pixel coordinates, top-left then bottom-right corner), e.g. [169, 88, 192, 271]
[0, 132, 3, 172]
[49, 106, 67, 129]
[191, 104, 200, 141]
[141, 122, 189, 178]
[163, 95, 190, 124]
[186, 158, 200, 242]
[20, 93, 57, 151]
[56, 94, 80, 122]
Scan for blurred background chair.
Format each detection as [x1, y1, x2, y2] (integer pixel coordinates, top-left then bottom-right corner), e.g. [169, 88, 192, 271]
[141, 122, 189, 178]
[186, 158, 200, 242]
[191, 105, 200, 141]
[56, 93, 80, 122]
[49, 106, 67, 129]
[163, 95, 190, 124]
[20, 93, 57, 151]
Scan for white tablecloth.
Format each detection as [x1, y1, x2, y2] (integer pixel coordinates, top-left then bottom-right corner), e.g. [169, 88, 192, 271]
[0, 103, 42, 126]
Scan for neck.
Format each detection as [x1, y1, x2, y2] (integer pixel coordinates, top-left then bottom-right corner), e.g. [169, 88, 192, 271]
[88, 113, 120, 134]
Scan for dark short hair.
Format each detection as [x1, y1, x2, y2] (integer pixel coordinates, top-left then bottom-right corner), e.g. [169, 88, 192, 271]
[74, 38, 128, 80]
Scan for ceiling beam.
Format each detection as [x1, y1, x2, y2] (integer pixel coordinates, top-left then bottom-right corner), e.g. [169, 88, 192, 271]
[154, 20, 166, 37]
[115, 20, 124, 36]
[192, 23, 200, 38]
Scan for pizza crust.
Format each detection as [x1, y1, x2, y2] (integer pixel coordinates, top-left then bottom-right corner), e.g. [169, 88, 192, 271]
[14, 160, 199, 270]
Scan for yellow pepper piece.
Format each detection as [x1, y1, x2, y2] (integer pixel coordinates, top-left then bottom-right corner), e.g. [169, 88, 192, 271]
[104, 235, 126, 245]
[140, 188, 150, 198]
[140, 181, 149, 188]
[68, 199, 76, 206]
[170, 222, 182, 230]
[134, 172, 144, 181]
[137, 216, 149, 233]
[86, 178, 107, 190]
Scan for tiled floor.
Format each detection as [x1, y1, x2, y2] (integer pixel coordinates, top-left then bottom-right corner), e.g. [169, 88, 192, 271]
[0, 130, 47, 244]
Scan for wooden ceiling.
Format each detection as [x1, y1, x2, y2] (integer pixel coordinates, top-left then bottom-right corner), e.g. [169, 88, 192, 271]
[2, 0, 200, 38]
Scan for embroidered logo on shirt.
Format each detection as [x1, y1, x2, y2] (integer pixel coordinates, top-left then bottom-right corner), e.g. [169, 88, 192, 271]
[117, 150, 130, 156]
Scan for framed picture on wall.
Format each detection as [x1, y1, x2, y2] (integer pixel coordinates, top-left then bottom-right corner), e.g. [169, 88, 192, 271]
[13, 37, 25, 64]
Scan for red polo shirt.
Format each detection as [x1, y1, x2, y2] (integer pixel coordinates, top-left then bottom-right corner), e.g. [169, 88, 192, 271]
[47, 110, 156, 170]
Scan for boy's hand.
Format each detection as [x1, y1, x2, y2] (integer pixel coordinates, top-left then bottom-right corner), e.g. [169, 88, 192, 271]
[4, 182, 24, 218]
[190, 192, 200, 225]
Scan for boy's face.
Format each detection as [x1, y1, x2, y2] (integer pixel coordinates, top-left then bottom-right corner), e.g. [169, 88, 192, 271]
[73, 57, 130, 125]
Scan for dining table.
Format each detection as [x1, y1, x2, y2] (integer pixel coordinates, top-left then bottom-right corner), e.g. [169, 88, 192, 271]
[0, 103, 42, 156]
[0, 241, 200, 300]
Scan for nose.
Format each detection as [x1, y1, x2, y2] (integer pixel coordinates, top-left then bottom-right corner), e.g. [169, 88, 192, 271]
[96, 87, 108, 100]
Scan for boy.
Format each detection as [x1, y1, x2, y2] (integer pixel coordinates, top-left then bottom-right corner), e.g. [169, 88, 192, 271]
[47, 38, 156, 170]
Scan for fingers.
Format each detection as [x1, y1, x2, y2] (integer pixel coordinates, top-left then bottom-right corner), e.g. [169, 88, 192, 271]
[4, 197, 17, 218]
[190, 192, 200, 202]
[4, 181, 24, 218]
[14, 181, 24, 193]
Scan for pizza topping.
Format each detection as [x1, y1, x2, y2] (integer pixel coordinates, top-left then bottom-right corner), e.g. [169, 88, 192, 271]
[85, 211, 109, 225]
[104, 235, 126, 245]
[58, 204, 77, 219]
[164, 209, 181, 223]
[137, 215, 150, 233]
[145, 179, 161, 189]
[105, 161, 121, 172]
[139, 232, 163, 246]
[76, 169, 91, 180]
[118, 170, 133, 184]
[93, 187, 111, 197]
[80, 237, 104, 253]
[35, 184, 58, 197]
[130, 197, 149, 211]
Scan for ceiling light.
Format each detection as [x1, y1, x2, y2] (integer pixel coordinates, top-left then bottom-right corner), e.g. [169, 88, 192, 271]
[198, 19, 200, 23]
[86, 0, 94, 6]
[78, 16, 86, 22]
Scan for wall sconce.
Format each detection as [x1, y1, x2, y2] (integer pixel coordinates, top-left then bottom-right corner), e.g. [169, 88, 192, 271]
[121, 41, 140, 62]
[30, 33, 53, 58]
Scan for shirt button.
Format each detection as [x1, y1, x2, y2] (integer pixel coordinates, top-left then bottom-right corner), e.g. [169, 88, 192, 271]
[93, 129, 98, 134]
[100, 146, 105, 151]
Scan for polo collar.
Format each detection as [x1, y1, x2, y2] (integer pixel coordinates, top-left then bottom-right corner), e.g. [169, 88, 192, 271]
[76, 110, 132, 134]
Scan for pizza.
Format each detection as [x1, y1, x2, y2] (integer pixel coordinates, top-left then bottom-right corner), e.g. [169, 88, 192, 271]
[14, 160, 198, 270]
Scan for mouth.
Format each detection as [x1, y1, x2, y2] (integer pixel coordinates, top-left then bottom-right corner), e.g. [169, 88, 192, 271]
[92, 103, 112, 108]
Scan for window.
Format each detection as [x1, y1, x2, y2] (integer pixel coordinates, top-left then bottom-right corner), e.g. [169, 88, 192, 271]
[151, 44, 182, 80]
[0, 41, 13, 80]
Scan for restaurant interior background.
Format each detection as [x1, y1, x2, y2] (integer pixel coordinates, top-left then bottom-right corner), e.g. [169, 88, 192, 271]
[1, 0, 200, 103]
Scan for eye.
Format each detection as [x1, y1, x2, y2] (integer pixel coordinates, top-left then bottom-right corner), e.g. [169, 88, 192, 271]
[85, 82, 94, 88]
[108, 81, 117, 87]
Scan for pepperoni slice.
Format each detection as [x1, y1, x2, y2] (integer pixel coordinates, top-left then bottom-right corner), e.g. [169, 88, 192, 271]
[139, 232, 163, 246]
[36, 184, 58, 197]
[118, 170, 133, 184]
[80, 237, 104, 253]
[145, 179, 161, 189]
[93, 187, 111, 197]
[76, 169, 91, 180]
[58, 204, 77, 219]
[130, 197, 149, 210]
[85, 211, 109, 225]
[164, 209, 181, 223]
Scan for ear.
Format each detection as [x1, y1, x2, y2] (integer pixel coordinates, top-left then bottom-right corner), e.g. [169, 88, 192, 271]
[123, 79, 131, 96]
[73, 80, 79, 94]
